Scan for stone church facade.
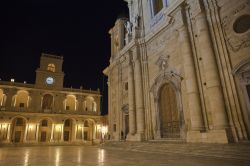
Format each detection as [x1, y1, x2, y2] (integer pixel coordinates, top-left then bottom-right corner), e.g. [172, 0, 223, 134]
[0, 53, 106, 144]
[103, 0, 250, 143]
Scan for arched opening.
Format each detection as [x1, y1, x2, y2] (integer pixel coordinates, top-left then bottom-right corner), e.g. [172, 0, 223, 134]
[64, 95, 77, 111]
[233, 58, 250, 137]
[11, 117, 26, 143]
[42, 94, 53, 111]
[83, 119, 95, 141]
[159, 83, 180, 138]
[63, 119, 74, 142]
[13, 90, 30, 109]
[39, 119, 52, 142]
[84, 96, 96, 112]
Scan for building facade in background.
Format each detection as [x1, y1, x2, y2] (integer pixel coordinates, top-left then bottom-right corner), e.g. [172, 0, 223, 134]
[104, 0, 250, 143]
[0, 53, 107, 144]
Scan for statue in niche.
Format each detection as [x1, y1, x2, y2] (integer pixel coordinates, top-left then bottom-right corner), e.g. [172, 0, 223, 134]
[134, 14, 140, 28]
[156, 55, 170, 71]
[124, 20, 133, 35]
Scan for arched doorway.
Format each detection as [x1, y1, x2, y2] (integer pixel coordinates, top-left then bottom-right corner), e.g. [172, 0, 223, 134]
[42, 94, 53, 111]
[39, 119, 52, 142]
[83, 119, 95, 141]
[233, 57, 250, 137]
[159, 83, 180, 138]
[11, 117, 26, 143]
[63, 119, 74, 142]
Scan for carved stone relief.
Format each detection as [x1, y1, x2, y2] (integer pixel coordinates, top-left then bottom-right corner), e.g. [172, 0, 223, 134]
[221, 1, 250, 52]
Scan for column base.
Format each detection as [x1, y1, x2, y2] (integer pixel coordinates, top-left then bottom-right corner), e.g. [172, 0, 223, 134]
[126, 133, 145, 141]
[186, 130, 228, 143]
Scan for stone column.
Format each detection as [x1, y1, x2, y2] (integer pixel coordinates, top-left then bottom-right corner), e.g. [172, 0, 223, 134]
[178, 25, 204, 130]
[50, 124, 54, 142]
[195, 12, 227, 129]
[134, 48, 145, 140]
[60, 125, 64, 142]
[77, 97, 83, 111]
[128, 55, 136, 136]
[23, 124, 28, 142]
[36, 124, 40, 142]
[5, 89, 16, 108]
[6, 123, 11, 142]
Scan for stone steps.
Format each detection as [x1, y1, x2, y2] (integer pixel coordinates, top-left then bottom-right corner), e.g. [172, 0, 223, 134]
[101, 141, 250, 161]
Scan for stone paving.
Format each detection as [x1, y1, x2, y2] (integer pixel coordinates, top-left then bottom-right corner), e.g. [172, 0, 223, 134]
[0, 142, 249, 166]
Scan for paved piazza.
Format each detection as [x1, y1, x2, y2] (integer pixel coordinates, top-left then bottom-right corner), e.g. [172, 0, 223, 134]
[0, 142, 250, 166]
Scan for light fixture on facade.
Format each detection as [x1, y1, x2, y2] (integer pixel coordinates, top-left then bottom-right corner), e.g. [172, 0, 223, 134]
[10, 78, 15, 82]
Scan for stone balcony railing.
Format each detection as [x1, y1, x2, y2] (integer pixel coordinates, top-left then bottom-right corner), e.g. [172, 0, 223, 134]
[0, 106, 100, 116]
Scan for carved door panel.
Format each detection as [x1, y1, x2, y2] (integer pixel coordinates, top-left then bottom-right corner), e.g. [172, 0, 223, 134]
[14, 131, 21, 142]
[41, 131, 46, 142]
[64, 131, 70, 141]
[159, 84, 180, 138]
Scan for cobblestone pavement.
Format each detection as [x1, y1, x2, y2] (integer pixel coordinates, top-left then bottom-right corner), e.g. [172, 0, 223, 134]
[0, 142, 249, 166]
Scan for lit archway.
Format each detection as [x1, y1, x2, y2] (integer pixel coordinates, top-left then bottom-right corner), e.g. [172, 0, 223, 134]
[13, 90, 30, 108]
[39, 118, 53, 142]
[64, 95, 77, 111]
[11, 117, 27, 143]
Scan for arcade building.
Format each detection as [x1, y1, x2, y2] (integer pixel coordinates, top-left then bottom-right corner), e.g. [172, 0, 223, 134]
[0, 53, 107, 144]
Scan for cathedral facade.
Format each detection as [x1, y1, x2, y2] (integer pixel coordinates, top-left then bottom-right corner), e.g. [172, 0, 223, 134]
[103, 0, 250, 143]
[0, 53, 106, 144]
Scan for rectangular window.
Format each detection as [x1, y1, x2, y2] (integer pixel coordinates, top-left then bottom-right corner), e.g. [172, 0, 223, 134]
[125, 82, 128, 91]
[42, 120, 48, 127]
[16, 118, 24, 126]
[113, 124, 116, 132]
[153, 0, 163, 15]
[19, 103, 24, 108]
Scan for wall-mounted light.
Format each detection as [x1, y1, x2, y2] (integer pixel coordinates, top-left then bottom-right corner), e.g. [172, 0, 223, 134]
[10, 78, 15, 82]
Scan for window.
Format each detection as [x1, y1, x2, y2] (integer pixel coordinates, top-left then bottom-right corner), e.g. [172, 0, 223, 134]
[19, 103, 24, 108]
[66, 106, 70, 110]
[65, 119, 70, 127]
[125, 82, 128, 91]
[47, 63, 55, 72]
[41, 120, 48, 127]
[113, 124, 116, 132]
[16, 118, 24, 126]
[233, 15, 250, 34]
[153, 0, 163, 15]
[84, 121, 89, 127]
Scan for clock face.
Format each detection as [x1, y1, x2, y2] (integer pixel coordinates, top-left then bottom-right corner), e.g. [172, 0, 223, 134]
[46, 77, 54, 85]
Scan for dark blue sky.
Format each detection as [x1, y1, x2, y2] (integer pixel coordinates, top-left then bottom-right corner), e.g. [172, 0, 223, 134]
[0, 0, 129, 114]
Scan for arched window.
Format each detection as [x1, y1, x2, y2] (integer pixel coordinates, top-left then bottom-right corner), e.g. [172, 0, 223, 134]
[47, 63, 55, 72]
[84, 96, 96, 112]
[14, 90, 30, 108]
[41, 120, 48, 127]
[65, 95, 77, 111]
[42, 94, 53, 110]
[84, 121, 89, 127]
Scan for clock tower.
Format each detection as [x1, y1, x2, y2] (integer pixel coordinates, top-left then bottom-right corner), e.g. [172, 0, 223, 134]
[35, 53, 64, 89]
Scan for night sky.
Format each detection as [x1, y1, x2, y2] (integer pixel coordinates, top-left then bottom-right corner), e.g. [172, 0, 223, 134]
[0, 0, 129, 115]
